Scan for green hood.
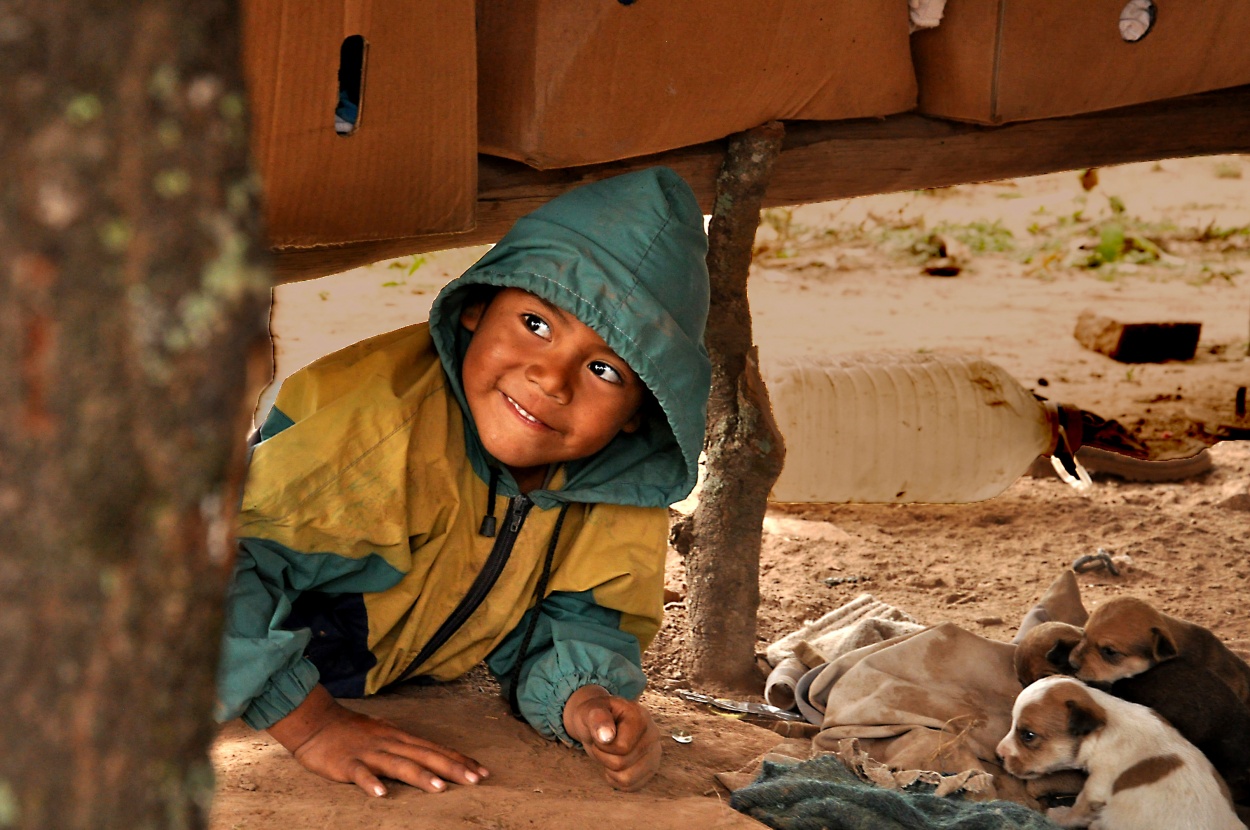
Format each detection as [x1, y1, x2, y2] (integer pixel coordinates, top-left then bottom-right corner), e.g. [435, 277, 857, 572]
[429, 167, 711, 509]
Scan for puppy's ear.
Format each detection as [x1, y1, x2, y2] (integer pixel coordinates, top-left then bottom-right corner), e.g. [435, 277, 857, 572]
[1150, 626, 1179, 662]
[1067, 640, 1085, 670]
[1046, 639, 1077, 672]
[1065, 698, 1105, 737]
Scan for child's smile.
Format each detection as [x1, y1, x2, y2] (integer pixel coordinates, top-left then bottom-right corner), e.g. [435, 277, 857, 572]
[501, 392, 552, 429]
[459, 288, 644, 491]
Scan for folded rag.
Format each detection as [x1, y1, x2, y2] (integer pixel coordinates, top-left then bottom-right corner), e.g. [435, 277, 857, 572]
[731, 753, 1061, 830]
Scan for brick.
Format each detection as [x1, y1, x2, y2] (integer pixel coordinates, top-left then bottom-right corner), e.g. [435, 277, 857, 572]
[1073, 310, 1202, 363]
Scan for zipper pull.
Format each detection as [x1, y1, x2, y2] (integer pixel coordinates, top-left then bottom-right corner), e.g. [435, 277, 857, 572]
[508, 496, 530, 534]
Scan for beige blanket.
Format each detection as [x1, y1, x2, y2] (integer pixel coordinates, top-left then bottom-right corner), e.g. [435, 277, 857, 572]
[792, 570, 1089, 808]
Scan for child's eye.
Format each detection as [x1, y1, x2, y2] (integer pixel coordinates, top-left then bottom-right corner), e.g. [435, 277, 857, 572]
[589, 361, 623, 384]
[522, 313, 551, 339]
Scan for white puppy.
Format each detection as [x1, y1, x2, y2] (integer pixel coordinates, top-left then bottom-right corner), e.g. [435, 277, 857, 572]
[996, 675, 1244, 829]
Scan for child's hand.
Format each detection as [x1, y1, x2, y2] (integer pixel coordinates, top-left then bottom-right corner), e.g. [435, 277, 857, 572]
[267, 684, 489, 797]
[562, 684, 662, 791]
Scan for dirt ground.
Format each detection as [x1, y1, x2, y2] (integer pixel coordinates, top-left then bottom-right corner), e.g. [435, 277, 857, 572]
[211, 155, 1250, 829]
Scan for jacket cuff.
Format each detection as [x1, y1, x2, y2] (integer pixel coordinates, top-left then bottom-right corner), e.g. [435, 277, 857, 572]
[521, 652, 646, 745]
[239, 657, 321, 731]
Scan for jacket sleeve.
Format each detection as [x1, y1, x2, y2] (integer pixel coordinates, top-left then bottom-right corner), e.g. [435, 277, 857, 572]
[215, 537, 322, 729]
[485, 502, 669, 744]
[485, 590, 647, 744]
[217, 326, 438, 728]
[215, 402, 407, 729]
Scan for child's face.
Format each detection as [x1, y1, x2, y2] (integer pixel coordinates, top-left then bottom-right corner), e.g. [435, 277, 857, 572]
[459, 288, 644, 488]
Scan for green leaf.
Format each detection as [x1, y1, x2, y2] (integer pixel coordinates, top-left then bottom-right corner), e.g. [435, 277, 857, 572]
[1096, 224, 1126, 264]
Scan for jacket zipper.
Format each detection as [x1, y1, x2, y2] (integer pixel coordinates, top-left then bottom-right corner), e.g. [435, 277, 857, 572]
[394, 494, 533, 684]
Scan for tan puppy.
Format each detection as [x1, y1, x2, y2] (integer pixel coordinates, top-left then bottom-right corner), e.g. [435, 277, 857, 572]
[1071, 596, 1250, 704]
[1015, 621, 1085, 687]
[997, 676, 1245, 829]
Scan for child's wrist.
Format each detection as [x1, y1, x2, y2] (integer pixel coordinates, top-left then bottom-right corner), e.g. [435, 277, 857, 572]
[266, 683, 338, 754]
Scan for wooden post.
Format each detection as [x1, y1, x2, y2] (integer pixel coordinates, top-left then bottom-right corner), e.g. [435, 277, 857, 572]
[682, 122, 787, 692]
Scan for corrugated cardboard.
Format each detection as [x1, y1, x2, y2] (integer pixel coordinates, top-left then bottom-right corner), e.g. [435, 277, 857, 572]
[912, 0, 1250, 124]
[476, 0, 917, 170]
[243, 0, 476, 249]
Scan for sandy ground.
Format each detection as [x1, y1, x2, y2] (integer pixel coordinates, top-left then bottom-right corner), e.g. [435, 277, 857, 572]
[212, 155, 1250, 829]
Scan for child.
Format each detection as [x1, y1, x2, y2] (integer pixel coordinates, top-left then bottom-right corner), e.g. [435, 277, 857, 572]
[215, 167, 712, 797]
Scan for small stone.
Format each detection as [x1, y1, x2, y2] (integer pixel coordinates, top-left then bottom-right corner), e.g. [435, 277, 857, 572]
[1074, 310, 1201, 363]
[1218, 494, 1250, 512]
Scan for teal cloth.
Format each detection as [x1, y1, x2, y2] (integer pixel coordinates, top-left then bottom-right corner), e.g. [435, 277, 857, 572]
[731, 756, 1061, 830]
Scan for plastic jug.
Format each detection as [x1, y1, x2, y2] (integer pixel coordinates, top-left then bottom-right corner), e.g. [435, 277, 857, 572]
[762, 350, 1084, 503]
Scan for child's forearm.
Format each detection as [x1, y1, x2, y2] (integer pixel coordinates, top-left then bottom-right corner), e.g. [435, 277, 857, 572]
[266, 683, 339, 753]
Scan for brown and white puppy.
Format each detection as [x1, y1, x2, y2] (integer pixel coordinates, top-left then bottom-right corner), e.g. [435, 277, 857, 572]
[997, 676, 1245, 829]
[1070, 596, 1250, 705]
[1111, 659, 1250, 804]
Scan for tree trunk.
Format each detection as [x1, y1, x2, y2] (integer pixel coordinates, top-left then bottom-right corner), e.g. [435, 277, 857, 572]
[0, 3, 270, 828]
[683, 122, 786, 693]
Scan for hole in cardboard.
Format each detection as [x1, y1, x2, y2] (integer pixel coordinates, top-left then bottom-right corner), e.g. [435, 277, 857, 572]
[1119, 0, 1156, 42]
[335, 35, 367, 135]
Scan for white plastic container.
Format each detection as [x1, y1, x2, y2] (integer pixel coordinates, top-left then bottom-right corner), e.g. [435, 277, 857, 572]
[763, 350, 1064, 503]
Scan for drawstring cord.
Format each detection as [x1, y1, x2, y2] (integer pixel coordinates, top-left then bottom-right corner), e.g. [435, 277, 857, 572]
[508, 501, 571, 718]
[479, 467, 500, 537]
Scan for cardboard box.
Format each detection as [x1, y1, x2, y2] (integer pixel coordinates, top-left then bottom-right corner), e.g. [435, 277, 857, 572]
[912, 0, 1250, 124]
[243, 0, 476, 249]
[476, 0, 917, 170]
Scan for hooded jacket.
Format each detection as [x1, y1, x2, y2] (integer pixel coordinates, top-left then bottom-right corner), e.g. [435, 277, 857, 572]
[215, 167, 711, 742]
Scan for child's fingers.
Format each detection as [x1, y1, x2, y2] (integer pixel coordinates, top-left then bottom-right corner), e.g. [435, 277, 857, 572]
[584, 704, 620, 746]
[584, 699, 652, 756]
[374, 741, 486, 788]
[345, 761, 389, 798]
[392, 732, 490, 778]
[291, 710, 486, 795]
[361, 749, 455, 794]
[584, 710, 660, 771]
[590, 739, 662, 791]
[585, 726, 659, 771]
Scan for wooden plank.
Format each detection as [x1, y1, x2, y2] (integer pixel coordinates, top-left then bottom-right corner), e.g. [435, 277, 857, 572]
[271, 85, 1250, 283]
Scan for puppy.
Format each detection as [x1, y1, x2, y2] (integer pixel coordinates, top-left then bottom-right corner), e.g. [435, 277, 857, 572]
[997, 675, 1245, 829]
[1016, 620, 1250, 803]
[1071, 596, 1250, 704]
[1015, 621, 1084, 687]
[1111, 659, 1250, 804]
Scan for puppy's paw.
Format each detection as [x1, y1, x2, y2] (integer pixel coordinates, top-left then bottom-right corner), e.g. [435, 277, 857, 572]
[1045, 805, 1093, 828]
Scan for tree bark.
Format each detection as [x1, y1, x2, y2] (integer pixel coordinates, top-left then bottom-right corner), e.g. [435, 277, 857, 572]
[0, 3, 270, 828]
[683, 122, 787, 692]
